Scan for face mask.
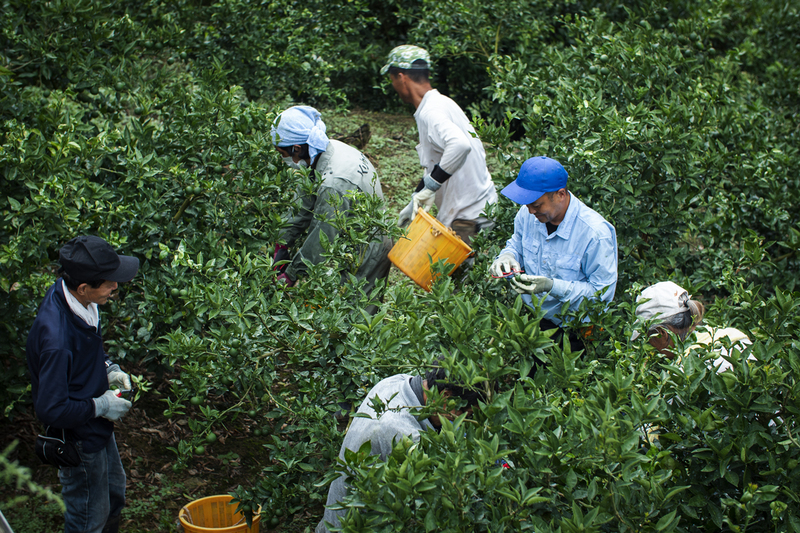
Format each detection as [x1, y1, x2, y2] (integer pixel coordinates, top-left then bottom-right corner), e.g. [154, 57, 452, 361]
[282, 156, 308, 170]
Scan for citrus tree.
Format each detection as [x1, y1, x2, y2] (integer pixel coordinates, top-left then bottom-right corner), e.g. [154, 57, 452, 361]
[1, 0, 799, 530]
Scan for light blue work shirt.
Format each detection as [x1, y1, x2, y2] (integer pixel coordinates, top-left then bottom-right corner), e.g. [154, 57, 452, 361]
[498, 192, 618, 324]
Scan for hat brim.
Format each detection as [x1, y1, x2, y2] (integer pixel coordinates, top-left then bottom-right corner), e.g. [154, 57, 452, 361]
[500, 181, 546, 205]
[105, 255, 139, 283]
[380, 64, 391, 75]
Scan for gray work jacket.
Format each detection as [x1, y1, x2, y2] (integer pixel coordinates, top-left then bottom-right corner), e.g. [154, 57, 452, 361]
[280, 140, 392, 294]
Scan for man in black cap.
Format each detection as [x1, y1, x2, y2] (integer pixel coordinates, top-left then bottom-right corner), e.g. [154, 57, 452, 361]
[26, 235, 139, 533]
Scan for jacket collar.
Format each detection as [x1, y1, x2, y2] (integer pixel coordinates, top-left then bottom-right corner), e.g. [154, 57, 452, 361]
[53, 279, 100, 333]
[314, 139, 335, 175]
[413, 89, 440, 120]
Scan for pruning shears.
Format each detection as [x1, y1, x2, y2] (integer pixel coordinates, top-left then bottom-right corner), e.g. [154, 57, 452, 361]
[491, 268, 524, 279]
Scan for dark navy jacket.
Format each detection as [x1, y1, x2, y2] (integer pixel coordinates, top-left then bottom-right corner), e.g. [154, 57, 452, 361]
[26, 280, 113, 453]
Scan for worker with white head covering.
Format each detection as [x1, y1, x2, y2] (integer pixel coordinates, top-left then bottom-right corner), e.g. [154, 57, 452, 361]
[632, 281, 754, 371]
[271, 105, 330, 167]
[632, 281, 759, 444]
[270, 106, 392, 301]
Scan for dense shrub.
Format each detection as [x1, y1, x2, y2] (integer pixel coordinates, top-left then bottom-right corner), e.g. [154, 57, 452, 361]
[1, 0, 799, 530]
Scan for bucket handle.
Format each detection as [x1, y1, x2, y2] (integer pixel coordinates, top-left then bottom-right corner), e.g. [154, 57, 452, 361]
[179, 506, 193, 525]
[430, 226, 458, 238]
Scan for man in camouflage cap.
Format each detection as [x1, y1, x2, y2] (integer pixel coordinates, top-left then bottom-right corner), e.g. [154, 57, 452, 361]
[381, 45, 496, 247]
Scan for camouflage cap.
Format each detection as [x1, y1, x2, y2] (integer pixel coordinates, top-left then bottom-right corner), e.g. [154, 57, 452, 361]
[380, 45, 431, 75]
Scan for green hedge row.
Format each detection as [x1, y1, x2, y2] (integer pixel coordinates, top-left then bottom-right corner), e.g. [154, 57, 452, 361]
[1, 0, 799, 530]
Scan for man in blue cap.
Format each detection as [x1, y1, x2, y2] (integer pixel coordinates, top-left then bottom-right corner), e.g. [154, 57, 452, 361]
[490, 156, 617, 352]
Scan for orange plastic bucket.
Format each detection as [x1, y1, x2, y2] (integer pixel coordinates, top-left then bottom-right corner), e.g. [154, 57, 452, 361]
[178, 495, 261, 533]
[389, 209, 472, 291]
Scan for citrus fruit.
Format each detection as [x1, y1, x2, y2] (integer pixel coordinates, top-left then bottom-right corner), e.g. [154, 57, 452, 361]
[205, 432, 218, 443]
[194, 445, 205, 454]
[190, 396, 203, 406]
[248, 409, 257, 417]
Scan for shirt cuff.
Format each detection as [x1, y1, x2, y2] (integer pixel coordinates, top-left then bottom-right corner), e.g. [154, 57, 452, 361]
[422, 174, 442, 192]
[550, 278, 568, 299]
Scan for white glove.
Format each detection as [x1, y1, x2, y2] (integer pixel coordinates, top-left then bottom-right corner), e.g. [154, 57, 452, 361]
[397, 200, 415, 227]
[489, 254, 521, 278]
[510, 274, 554, 295]
[107, 364, 131, 390]
[412, 188, 436, 214]
[93, 390, 132, 421]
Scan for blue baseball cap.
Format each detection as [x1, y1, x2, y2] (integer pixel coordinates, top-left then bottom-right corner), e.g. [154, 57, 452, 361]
[500, 156, 568, 205]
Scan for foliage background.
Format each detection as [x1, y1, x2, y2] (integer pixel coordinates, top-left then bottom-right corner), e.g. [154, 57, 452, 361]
[1, 0, 799, 531]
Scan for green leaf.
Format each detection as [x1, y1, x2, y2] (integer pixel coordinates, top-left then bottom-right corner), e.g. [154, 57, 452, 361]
[656, 509, 678, 531]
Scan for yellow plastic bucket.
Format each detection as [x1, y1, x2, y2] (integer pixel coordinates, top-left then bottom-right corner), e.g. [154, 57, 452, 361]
[178, 495, 261, 533]
[389, 208, 472, 291]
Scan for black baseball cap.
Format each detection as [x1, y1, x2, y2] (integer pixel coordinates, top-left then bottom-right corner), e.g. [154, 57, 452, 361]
[59, 236, 139, 283]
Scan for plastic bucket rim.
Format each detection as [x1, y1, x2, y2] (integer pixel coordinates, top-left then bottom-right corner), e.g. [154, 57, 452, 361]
[178, 494, 261, 533]
[414, 209, 471, 252]
[388, 209, 473, 291]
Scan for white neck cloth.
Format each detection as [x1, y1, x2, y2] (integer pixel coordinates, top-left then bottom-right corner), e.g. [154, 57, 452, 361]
[62, 279, 99, 330]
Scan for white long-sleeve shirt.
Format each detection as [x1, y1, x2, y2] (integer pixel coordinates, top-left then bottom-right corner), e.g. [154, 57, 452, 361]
[316, 374, 433, 533]
[414, 89, 497, 227]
